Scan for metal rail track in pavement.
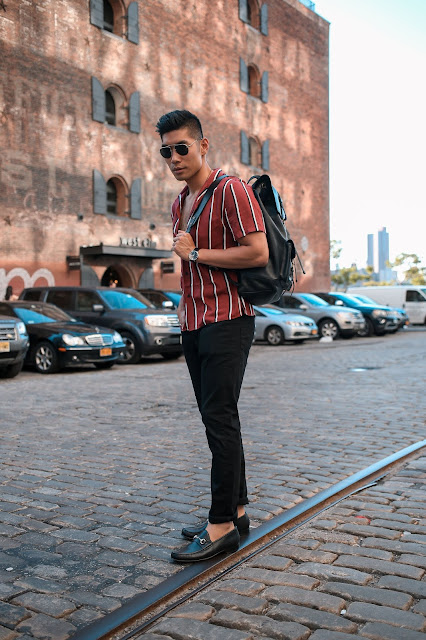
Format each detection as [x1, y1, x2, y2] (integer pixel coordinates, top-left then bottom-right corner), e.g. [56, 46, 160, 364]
[70, 439, 426, 640]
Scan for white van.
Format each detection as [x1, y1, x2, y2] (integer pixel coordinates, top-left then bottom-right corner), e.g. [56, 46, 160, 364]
[348, 285, 426, 325]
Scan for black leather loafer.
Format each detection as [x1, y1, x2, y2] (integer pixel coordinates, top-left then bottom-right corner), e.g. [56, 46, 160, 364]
[181, 513, 250, 540]
[171, 527, 240, 563]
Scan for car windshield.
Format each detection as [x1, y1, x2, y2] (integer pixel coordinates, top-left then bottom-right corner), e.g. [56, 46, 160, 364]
[420, 288, 426, 298]
[14, 304, 74, 324]
[299, 294, 329, 307]
[100, 290, 153, 310]
[353, 294, 376, 305]
[334, 293, 363, 306]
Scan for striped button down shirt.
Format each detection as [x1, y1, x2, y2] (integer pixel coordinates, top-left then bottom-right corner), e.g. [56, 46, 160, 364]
[172, 169, 266, 332]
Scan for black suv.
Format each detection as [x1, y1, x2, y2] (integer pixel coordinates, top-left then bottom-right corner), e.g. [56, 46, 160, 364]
[315, 292, 399, 337]
[20, 287, 182, 363]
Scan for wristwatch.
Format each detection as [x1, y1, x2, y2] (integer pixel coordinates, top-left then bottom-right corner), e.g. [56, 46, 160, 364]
[188, 247, 199, 262]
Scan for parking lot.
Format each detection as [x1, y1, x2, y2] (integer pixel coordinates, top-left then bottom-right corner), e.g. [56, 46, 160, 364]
[0, 327, 425, 638]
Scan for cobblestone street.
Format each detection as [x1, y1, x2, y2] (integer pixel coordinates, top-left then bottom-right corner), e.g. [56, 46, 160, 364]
[1, 329, 425, 639]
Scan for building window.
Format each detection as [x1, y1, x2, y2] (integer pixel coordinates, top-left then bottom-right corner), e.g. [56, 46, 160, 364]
[106, 179, 118, 214]
[239, 0, 268, 35]
[90, 0, 139, 43]
[103, 0, 114, 32]
[241, 132, 270, 170]
[105, 89, 116, 125]
[240, 60, 269, 102]
[93, 171, 142, 219]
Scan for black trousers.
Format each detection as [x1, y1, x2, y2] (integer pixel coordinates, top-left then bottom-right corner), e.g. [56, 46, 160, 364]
[182, 314, 255, 524]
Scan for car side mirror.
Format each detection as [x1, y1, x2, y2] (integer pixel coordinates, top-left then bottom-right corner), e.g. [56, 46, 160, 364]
[92, 304, 105, 313]
[299, 304, 308, 310]
[162, 300, 173, 309]
[335, 300, 344, 306]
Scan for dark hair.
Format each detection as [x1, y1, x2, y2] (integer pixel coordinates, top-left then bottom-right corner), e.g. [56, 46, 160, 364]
[155, 110, 203, 139]
[5, 285, 13, 300]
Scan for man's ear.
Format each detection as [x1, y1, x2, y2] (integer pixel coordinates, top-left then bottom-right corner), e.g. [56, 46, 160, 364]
[200, 137, 209, 156]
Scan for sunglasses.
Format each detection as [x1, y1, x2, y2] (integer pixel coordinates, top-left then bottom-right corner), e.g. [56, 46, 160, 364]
[159, 139, 200, 159]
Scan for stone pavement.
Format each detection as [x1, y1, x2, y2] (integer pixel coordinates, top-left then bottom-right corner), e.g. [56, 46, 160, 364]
[0, 328, 425, 639]
[145, 452, 426, 640]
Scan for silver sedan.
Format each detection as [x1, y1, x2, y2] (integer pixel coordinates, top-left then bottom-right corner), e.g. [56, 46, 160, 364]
[254, 305, 318, 345]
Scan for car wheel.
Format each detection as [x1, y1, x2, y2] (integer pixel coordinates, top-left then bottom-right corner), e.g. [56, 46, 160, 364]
[357, 317, 374, 337]
[118, 331, 141, 364]
[1, 362, 23, 379]
[318, 319, 339, 340]
[94, 361, 115, 369]
[265, 326, 285, 346]
[33, 341, 59, 374]
[161, 351, 182, 360]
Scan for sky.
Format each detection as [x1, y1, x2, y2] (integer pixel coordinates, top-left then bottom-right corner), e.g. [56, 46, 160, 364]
[313, 0, 426, 271]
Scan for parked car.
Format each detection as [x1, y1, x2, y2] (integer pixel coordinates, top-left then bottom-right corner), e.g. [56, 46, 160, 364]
[254, 305, 318, 345]
[350, 293, 409, 331]
[0, 314, 29, 378]
[274, 293, 365, 339]
[0, 301, 125, 374]
[138, 289, 181, 310]
[315, 292, 399, 337]
[348, 285, 426, 325]
[20, 286, 182, 363]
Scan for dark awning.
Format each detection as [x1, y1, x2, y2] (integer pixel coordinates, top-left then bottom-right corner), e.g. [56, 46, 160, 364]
[80, 244, 173, 259]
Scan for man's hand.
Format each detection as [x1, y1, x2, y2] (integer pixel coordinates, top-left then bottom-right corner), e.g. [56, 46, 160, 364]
[172, 231, 195, 261]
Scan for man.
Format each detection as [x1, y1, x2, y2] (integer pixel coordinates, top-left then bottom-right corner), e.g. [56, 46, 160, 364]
[156, 110, 268, 562]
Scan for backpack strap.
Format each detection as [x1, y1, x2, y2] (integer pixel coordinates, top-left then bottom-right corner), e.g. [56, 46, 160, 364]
[186, 175, 228, 232]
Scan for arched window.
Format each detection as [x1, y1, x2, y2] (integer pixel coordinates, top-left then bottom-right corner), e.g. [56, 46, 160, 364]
[103, 0, 114, 32]
[247, 0, 260, 30]
[105, 89, 116, 125]
[106, 176, 129, 217]
[248, 65, 260, 98]
[249, 137, 261, 167]
[106, 179, 117, 214]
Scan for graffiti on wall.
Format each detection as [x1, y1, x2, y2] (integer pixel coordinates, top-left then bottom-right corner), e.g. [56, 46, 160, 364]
[0, 268, 55, 299]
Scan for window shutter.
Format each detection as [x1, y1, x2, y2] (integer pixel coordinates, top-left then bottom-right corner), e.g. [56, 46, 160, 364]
[240, 58, 249, 93]
[127, 2, 139, 44]
[129, 91, 141, 133]
[92, 77, 105, 123]
[241, 131, 249, 165]
[260, 4, 269, 35]
[93, 170, 107, 214]
[261, 71, 269, 102]
[90, 0, 104, 28]
[262, 140, 270, 171]
[239, 0, 249, 23]
[130, 178, 142, 219]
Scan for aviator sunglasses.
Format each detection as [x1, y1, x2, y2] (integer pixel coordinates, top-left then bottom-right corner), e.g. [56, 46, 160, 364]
[159, 139, 200, 159]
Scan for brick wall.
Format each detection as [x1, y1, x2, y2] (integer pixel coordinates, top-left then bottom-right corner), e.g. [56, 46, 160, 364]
[0, 0, 330, 295]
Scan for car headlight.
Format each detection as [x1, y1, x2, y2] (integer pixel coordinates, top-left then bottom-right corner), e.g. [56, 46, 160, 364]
[17, 322, 28, 337]
[372, 309, 386, 318]
[336, 311, 354, 320]
[144, 315, 170, 327]
[285, 321, 303, 326]
[62, 334, 85, 346]
[112, 331, 123, 343]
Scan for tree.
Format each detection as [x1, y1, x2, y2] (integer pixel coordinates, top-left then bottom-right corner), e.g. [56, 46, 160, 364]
[331, 265, 372, 290]
[391, 253, 426, 285]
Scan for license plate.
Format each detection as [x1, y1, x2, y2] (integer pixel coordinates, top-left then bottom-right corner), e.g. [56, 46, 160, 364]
[100, 347, 112, 357]
[0, 341, 10, 353]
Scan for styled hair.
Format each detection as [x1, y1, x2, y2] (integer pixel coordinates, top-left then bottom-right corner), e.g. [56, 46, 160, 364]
[155, 110, 203, 139]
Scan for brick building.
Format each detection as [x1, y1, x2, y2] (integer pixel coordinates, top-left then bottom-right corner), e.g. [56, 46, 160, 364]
[0, 0, 330, 297]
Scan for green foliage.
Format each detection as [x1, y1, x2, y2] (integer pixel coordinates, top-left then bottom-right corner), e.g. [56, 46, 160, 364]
[391, 253, 426, 285]
[331, 265, 371, 290]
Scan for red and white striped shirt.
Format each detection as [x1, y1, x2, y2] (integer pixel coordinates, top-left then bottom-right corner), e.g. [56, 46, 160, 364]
[172, 169, 266, 332]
